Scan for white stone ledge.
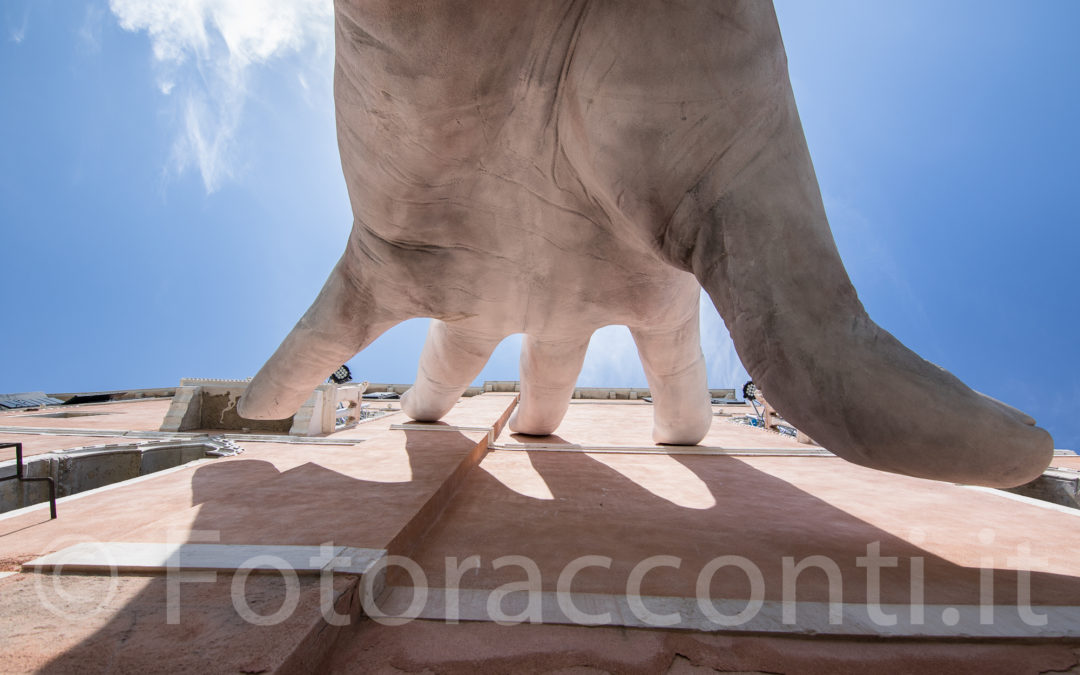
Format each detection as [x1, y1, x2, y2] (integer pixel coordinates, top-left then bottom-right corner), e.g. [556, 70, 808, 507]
[375, 587, 1080, 639]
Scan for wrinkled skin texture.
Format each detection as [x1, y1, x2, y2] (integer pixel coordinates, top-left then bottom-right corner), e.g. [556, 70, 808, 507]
[239, 0, 1053, 487]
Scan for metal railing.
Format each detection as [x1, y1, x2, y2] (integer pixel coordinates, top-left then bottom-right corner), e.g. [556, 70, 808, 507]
[1, 442, 57, 519]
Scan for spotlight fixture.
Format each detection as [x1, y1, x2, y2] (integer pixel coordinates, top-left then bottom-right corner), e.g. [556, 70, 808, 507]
[742, 381, 766, 427]
[329, 364, 353, 385]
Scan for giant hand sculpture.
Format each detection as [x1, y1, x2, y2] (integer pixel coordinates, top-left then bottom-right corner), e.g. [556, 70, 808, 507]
[238, 0, 1052, 487]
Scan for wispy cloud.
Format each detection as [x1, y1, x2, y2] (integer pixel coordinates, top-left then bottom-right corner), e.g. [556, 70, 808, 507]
[9, 4, 30, 44]
[108, 0, 333, 193]
[78, 4, 105, 54]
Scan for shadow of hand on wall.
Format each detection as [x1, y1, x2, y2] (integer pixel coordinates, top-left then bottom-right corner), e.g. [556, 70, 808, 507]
[408, 449, 1080, 608]
[36, 426, 488, 672]
[35, 432, 1080, 672]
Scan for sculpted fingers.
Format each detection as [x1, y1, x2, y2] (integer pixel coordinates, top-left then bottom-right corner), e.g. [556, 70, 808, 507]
[401, 320, 502, 421]
[508, 334, 592, 436]
[630, 310, 712, 446]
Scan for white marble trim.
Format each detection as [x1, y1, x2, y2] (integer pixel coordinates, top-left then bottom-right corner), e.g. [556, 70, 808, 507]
[375, 586, 1080, 638]
[490, 444, 834, 456]
[390, 424, 495, 444]
[962, 485, 1080, 517]
[23, 542, 386, 577]
[0, 427, 364, 446]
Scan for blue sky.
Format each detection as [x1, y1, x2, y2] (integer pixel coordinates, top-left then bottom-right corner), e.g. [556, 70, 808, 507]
[1, 1, 1077, 450]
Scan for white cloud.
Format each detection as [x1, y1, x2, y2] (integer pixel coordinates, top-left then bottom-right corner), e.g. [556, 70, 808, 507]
[109, 0, 333, 193]
[10, 5, 29, 44]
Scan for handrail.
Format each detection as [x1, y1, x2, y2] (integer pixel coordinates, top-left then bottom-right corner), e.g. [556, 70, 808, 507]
[1, 442, 57, 519]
